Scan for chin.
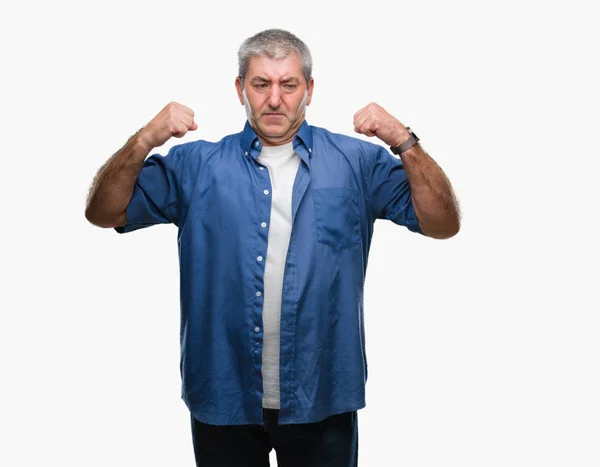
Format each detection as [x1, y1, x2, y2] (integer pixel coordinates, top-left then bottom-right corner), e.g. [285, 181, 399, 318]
[260, 124, 289, 136]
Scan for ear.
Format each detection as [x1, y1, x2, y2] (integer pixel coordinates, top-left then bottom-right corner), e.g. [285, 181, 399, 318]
[235, 77, 244, 105]
[306, 77, 315, 106]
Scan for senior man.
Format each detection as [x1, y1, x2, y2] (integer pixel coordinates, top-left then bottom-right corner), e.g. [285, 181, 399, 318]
[86, 28, 460, 467]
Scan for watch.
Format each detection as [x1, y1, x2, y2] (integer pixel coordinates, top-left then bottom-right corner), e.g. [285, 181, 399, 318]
[390, 127, 419, 155]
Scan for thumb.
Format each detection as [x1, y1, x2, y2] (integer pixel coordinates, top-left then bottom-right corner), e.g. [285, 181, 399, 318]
[190, 121, 198, 131]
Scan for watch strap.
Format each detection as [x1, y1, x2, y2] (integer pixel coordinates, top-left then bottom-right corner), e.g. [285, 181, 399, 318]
[390, 127, 419, 155]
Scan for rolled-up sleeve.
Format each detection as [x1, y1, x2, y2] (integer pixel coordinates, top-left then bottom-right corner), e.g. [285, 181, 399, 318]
[368, 145, 422, 233]
[114, 144, 186, 234]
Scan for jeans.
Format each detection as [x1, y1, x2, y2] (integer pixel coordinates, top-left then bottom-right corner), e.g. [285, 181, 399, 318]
[190, 409, 358, 466]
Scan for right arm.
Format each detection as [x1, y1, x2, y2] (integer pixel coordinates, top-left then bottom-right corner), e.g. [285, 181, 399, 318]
[85, 102, 197, 228]
[84, 132, 151, 228]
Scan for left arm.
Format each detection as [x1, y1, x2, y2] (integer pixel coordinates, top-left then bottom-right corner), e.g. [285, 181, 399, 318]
[397, 139, 460, 239]
[354, 103, 460, 239]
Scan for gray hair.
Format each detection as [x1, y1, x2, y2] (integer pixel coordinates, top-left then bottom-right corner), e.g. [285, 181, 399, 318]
[238, 29, 312, 85]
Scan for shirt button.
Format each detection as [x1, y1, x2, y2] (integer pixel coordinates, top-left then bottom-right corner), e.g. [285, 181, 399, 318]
[261, 222, 267, 228]
[254, 350, 258, 355]
[256, 291, 262, 297]
[259, 166, 265, 170]
[254, 326, 260, 333]
[309, 148, 312, 153]
[263, 189, 269, 195]
[257, 256, 263, 262]
[255, 141, 260, 147]
[244, 152, 248, 156]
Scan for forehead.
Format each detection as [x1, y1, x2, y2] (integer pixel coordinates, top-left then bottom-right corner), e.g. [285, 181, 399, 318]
[246, 53, 303, 80]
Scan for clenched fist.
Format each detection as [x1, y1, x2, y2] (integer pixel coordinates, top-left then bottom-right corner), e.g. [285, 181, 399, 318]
[138, 102, 198, 150]
[353, 102, 410, 148]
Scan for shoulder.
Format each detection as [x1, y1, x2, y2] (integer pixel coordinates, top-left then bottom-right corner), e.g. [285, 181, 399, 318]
[162, 134, 235, 166]
[308, 125, 389, 159]
[172, 138, 219, 157]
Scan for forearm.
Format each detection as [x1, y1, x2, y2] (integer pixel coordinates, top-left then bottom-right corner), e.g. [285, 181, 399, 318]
[400, 144, 460, 239]
[351, 102, 460, 238]
[85, 130, 152, 228]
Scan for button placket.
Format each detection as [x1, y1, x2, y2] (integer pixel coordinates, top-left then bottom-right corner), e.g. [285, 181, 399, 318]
[253, 150, 270, 370]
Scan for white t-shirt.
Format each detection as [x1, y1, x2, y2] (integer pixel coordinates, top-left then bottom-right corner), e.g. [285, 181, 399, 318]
[257, 141, 301, 409]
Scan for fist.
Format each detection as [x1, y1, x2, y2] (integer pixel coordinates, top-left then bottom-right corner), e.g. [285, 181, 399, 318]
[353, 102, 409, 148]
[139, 102, 198, 150]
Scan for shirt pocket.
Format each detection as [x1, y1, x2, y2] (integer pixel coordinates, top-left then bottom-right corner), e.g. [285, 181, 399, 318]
[313, 187, 361, 251]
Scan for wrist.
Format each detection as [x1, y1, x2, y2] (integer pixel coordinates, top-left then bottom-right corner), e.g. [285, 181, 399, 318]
[390, 127, 419, 155]
[132, 129, 154, 154]
[389, 127, 411, 148]
[398, 143, 421, 160]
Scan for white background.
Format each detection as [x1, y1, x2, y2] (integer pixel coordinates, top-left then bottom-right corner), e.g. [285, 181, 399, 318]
[1, 0, 598, 465]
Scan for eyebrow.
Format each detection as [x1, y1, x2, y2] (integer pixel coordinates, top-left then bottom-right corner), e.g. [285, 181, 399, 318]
[251, 76, 300, 84]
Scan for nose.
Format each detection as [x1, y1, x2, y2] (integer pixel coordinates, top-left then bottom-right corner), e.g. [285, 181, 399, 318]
[267, 85, 281, 109]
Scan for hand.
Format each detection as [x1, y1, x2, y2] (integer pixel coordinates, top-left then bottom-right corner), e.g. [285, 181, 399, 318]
[138, 102, 198, 150]
[353, 102, 410, 148]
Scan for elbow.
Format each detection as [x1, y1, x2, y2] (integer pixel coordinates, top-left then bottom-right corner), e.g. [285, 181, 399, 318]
[85, 206, 126, 229]
[435, 224, 460, 239]
[440, 218, 461, 239]
[420, 217, 461, 239]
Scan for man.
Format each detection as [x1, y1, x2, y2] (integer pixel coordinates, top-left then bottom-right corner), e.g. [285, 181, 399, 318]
[86, 29, 460, 467]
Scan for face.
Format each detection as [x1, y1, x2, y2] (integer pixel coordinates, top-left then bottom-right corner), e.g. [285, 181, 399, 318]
[236, 53, 314, 146]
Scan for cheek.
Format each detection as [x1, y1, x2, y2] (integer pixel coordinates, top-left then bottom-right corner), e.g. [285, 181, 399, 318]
[245, 92, 263, 109]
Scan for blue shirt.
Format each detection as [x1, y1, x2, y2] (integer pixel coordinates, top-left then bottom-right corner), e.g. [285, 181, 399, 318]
[115, 120, 422, 425]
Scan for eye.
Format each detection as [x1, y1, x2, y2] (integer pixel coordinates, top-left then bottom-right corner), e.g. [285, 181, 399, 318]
[283, 84, 298, 91]
[254, 83, 269, 90]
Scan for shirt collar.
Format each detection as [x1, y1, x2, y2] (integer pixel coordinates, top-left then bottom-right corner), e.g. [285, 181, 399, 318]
[240, 120, 313, 158]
